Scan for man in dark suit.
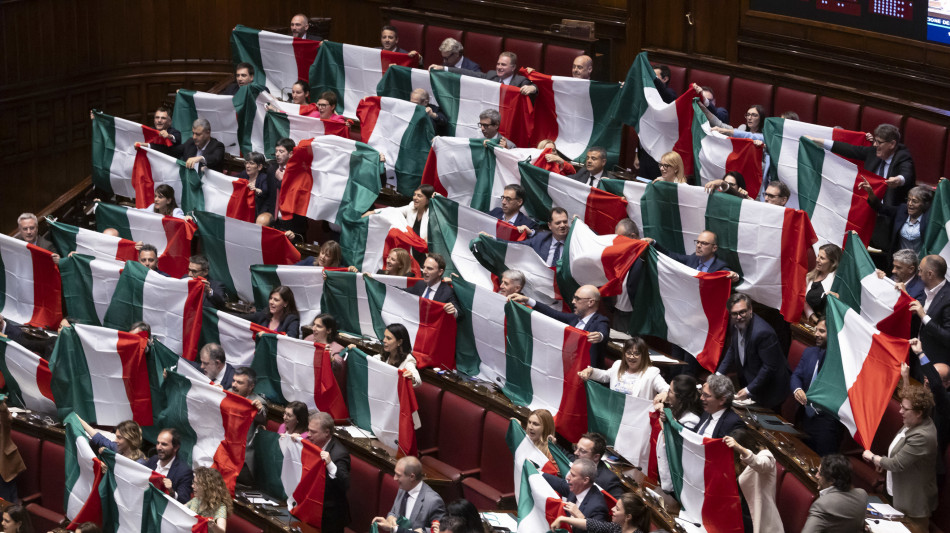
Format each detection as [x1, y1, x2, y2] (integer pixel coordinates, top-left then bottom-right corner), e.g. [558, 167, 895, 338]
[716, 293, 790, 411]
[790, 318, 844, 456]
[694, 374, 744, 439]
[433, 37, 481, 73]
[572, 433, 622, 498]
[652, 65, 677, 104]
[407, 253, 461, 319]
[802, 454, 868, 532]
[15, 213, 57, 255]
[308, 411, 350, 533]
[290, 14, 322, 41]
[138, 244, 168, 277]
[434, 51, 535, 96]
[652, 230, 739, 280]
[516, 207, 570, 267]
[488, 184, 537, 233]
[542, 458, 609, 522]
[152, 105, 181, 147]
[0, 314, 26, 345]
[613, 218, 645, 330]
[185, 255, 228, 309]
[220, 62, 256, 96]
[373, 456, 445, 532]
[178, 118, 225, 172]
[911, 255, 950, 363]
[198, 343, 235, 390]
[891, 248, 926, 302]
[409, 88, 448, 136]
[568, 147, 608, 189]
[145, 428, 194, 504]
[510, 284, 610, 368]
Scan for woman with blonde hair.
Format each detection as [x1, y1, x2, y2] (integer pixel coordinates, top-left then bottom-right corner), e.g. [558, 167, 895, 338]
[76, 416, 146, 464]
[185, 466, 233, 530]
[579, 337, 668, 400]
[656, 152, 687, 183]
[520, 409, 558, 472]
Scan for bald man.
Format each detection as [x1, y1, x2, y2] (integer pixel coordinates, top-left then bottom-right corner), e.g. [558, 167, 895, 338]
[409, 88, 447, 135]
[373, 456, 444, 532]
[290, 13, 322, 41]
[572, 55, 593, 79]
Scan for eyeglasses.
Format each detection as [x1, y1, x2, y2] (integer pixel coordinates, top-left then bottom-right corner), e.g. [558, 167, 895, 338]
[763, 192, 779, 199]
[316, 103, 330, 108]
[872, 138, 892, 146]
[731, 308, 750, 317]
[694, 239, 713, 246]
[477, 122, 497, 129]
[745, 112, 760, 118]
[500, 195, 518, 202]
[658, 163, 672, 170]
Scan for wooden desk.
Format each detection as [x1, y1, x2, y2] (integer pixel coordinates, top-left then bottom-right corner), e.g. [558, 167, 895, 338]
[735, 407, 821, 489]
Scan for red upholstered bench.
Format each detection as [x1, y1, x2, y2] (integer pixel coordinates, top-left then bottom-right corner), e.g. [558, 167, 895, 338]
[415, 381, 444, 456]
[903, 117, 947, 186]
[464, 32, 503, 75]
[462, 411, 516, 510]
[420, 392, 486, 502]
[816, 97, 861, 130]
[860, 106, 904, 133]
[665, 65, 687, 95]
[389, 20, 424, 56]
[728, 78, 773, 127]
[776, 472, 817, 533]
[348, 456, 383, 533]
[503, 37, 542, 70]
[774, 87, 817, 124]
[543, 45, 585, 78]
[424, 26, 464, 71]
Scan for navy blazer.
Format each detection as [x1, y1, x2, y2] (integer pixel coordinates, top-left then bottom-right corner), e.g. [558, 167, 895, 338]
[517, 231, 563, 266]
[245, 310, 300, 338]
[568, 169, 606, 188]
[869, 199, 929, 256]
[322, 437, 351, 531]
[145, 455, 194, 504]
[716, 315, 790, 410]
[180, 276, 229, 309]
[487, 207, 538, 231]
[790, 346, 825, 418]
[457, 56, 481, 73]
[190, 360, 236, 389]
[238, 166, 278, 217]
[542, 473, 609, 522]
[906, 275, 926, 302]
[654, 242, 731, 273]
[921, 283, 950, 364]
[831, 142, 915, 208]
[179, 137, 225, 172]
[694, 409, 745, 439]
[532, 301, 609, 368]
[567, 453, 623, 499]
[426, 104, 449, 136]
[407, 281, 463, 319]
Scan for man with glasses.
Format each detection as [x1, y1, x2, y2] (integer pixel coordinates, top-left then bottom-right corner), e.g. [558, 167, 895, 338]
[488, 184, 537, 232]
[652, 230, 739, 281]
[762, 181, 790, 207]
[431, 37, 481, 72]
[476, 109, 514, 148]
[694, 374, 744, 438]
[715, 293, 790, 412]
[569, 147, 608, 188]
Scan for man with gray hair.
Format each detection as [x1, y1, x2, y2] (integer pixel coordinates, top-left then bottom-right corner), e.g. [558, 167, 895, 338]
[542, 457, 608, 521]
[180, 118, 224, 171]
[499, 269, 525, 297]
[434, 37, 480, 72]
[308, 410, 350, 532]
[432, 51, 535, 96]
[695, 374, 744, 438]
[886, 248, 925, 302]
[15, 213, 57, 253]
[373, 456, 445, 531]
[477, 109, 515, 148]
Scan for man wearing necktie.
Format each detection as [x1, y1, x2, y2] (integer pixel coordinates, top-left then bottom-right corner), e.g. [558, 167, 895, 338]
[517, 207, 570, 267]
[406, 253, 461, 319]
[790, 318, 844, 456]
[542, 458, 609, 522]
[179, 118, 225, 172]
[372, 456, 445, 532]
[431, 51, 536, 97]
[568, 147, 608, 189]
[197, 343, 235, 390]
[651, 230, 740, 281]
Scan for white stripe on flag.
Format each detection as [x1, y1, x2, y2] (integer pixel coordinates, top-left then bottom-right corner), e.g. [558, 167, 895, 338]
[278, 435, 305, 507]
[257, 32, 301, 97]
[75, 325, 134, 422]
[107, 117, 147, 198]
[3, 340, 56, 414]
[378, 287, 421, 341]
[734, 201, 785, 311]
[656, 253, 707, 356]
[859, 273, 903, 326]
[273, 336, 320, 410]
[141, 270, 191, 355]
[191, 92, 241, 157]
[75, 229, 121, 261]
[551, 76, 595, 160]
[809, 153, 858, 248]
[836, 308, 876, 432]
[697, 129, 736, 185]
[638, 87, 679, 158]
[487, 147, 541, 212]
[612, 394, 655, 472]
[777, 122, 834, 208]
[527, 312, 568, 414]
[112, 453, 154, 533]
[365, 356, 400, 448]
[355, 275, 376, 337]
[268, 266, 325, 327]
[365, 209, 407, 273]
[202, 169, 243, 216]
[368, 98, 415, 179]
[673, 184, 710, 255]
[0, 236, 38, 325]
[183, 375, 228, 467]
[341, 45, 385, 118]
[123, 209, 170, 253]
[306, 137, 356, 222]
[677, 429, 709, 526]
[66, 434, 98, 519]
[250, 90, 279, 154]
[457, 76, 501, 139]
[214, 311, 257, 367]
[225, 217, 264, 302]
[89, 258, 124, 324]
[506, 244, 558, 305]
[433, 137, 479, 207]
[470, 287, 508, 386]
[410, 69, 439, 107]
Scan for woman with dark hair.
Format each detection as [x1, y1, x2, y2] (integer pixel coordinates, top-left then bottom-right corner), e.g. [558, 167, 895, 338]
[656, 374, 703, 492]
[1, 505, 32, 533]
[392, 185, 434, 266]
[435, 499, 490, 533]
[304, 313, 346, 382]
[185, 466, 232, 530]
[290, 80, 311, 105]
[316, 240, 344, 269]
[724, 427, 781, 532]
[550, 492, 651, 532]
[239, 151, 277, 216]
[76, 416, 147, 464]
[579, 337, 668, 400]
[374, 323, 420, 386]
[144, 184, 184, 218]
[278, 400, 310, 438]
[306, 91, 345, 123]
[533, 139, 577, 176]
[803, 243, 842, 324]
[247, 286, 300, 337]
[859, 182, 933, 257]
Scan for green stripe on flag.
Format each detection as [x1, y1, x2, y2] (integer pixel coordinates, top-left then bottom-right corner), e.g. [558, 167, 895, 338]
[394, 105, 436, 197]
[193, 211, 238, 296]
[641, 181, 686, 254]
[251, 429, 289, 500]
[704, 193, 745, 279]
[831, 232, 875, 312]
[344, 348, 373, 432]
[469, 141, 499, 213]
[337, 144, 385, 225]
[627, 246, 668, 339]
[588, 82, 624, 167]
[94, 203, 133, 239]
[91, 111, 117, 195]
[153, 371, 197, 466]
[171, 90, 198, 143]
[309, 42, 346, 115]
[426, 196, 462, 278]
[103, 261, 148, 332]
[450, 277, 480, 376]
[230, 25, 267, 88]
[263, 111, 291, 159]
[661, 408, 687, 499]
[428, 70, 463, 136]
[691, 101, 708, 179]
[233, 85, 264, 156]
[0, 339, 27, 410]
[59, 254, 101, 326]
[250, 334, 287, 404]
[199, 306, 222, 347]
[145, 341, 179, 435]
[177, 160, 205, 215]
[469, 234, 512, 277]
[554, 219, 580, 302]
[48, 326, 96, 422]
[321, 271, 363, 335]
[250, 265, 282, 310]
[762, 117, 785, 182]
[615, 52, 657, 131]
[48, 220, 80, 257]
[923, 178, 950, 257]
[585, 380, 624, 446]
[376, 65, 415, 101]
[795, 138, 825, 217]
[363, 276, 391, 341]
[517, 162, 555, 223]
[63, 412, 86, 512]
[339, 218, 371, 272]
[802, 297, 850, 418]
[502, 302, 534, 406]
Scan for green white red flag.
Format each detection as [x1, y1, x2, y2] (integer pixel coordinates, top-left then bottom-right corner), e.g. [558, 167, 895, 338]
[469, 234, 560, 306]
[338, 207, 428, 277]
[691, 100, 764, 196]
[345, 347, 420, 455]
[0, 336, 56, 415]
[90, 110, 173, 199]
[0, 233, 62, 329]
[762, 117, 870, 185]
[250, 264, 326, 327]
[586, 381, 657, 473]
[923, 178, 950, 268]
[199, 307, 274, 367]
[357, 96, 436, 196]
[263, 107, 350, 159]
[517, 161, 629, 235]
[249, 430, 327, 528]
[48, 220, 138, 264]
[452, 277, 508, 384]
[179, 166, 257, 222]
[320, 271, 421, 338]
[230, 25, 322, 97]
[63, 412, 104, 528]
[95, 202, 195, 278]
[171, 89, 241, 156]
[555, 217, 648, 300]
[309, 41, 416, 117]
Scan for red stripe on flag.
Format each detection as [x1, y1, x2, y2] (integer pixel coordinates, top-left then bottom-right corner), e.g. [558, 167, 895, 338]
[291, 440, 327, 528]
[158, 217, 194, 279]
[149, 470, 169, 493]
[115, 238, 139, 262]
[260, 225, 302, 265]
[140, 125, 173, 147]
[356, 96, 383, 144]
[726, 138, 764, 202]
[213, 391, 258, 494]
[180, 279, 206, 361]
[695, 271, 733, 372]
[848, 332, 908, 449]
[598, 237, 647, 297]
[876, 290, 914, 339]
[379, 50, 417, 72]
[131, 147, 156, 209]
[115, 333, 153, 425]
[779, 209, 818, 322]
[35, 358, 55, 405]
[26, 244, 63, 329]
[279, 139, 316, 221]
[699, 438, 744, 533]
[671, 91, 696, 176]
[67, 457, 104, 528]
[322, 119, 351, 140]
[191, 517, 210, 533]
[228, 179, 257, 223]
[498, 84, 535, 149]
[647, 411, 661, 481]
[545, 498, 568, 527]
[397, 375, 419, 456]
[846, 169, 887, 247]
[532, 146, 577, 176]
[383, 227, 428, 277]
[524, 70, 558, 143]
[293, 39, 321, 82]
[412, 297, 458, 370]
[420, 148, 447, 196]
[495, 219, 528, 242]
[554, 326, 591, 442]
[582, 188, 629, 236]
[313, 344, 349, 420]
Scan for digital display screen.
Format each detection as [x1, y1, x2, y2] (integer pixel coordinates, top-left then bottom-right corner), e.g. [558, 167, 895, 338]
[871, 0, 913, 19]
[929, 0, 950, 44]
[817, 0, 862, 16]
[750, 0, 928, 42]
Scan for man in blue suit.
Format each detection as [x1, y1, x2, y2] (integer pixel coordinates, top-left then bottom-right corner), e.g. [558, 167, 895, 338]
[198, 343, 235, 390]
[432, 37, 481, 73]
[145, 429, 194, 504]
[542, 458, 609, 522]
[653, 230, 738, 280]
[890, 248, 926, 302]
[406, 254, 461, 319]
[790, 318, 843, 456]
[716, 293, 790, 412]
[516, 207, 570, 267]
[488, 184, 537, 233]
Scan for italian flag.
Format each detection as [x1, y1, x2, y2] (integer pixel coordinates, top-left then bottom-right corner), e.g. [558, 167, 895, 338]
[49, 324, 152, 425]
[0, 336, 56, 415]
[376, 65, 442, 109]
[555, 217, 648, 300]
[179, 166, 257, 222]
[806, 296, 910, 449]
[832, 231, 915, 338]
[426, 195, 526, 289]
[279, 136, 383, 225]
[320, 271, 421, 338]
[263, 108, 350, 159]
[615, 52, 695, 174]
[505, 419, 564, 500]
[155, 370, 259, 492]
[252, 333, 349, 420]
[525, 68, 623, 165]
[923, 178, 950, 268]
[102, 260, 205, 360]
[629, 246, 732, 372]
[0, 233, 62, 329]
[90, 110, 173, 199]
[586, 381, 658, 474]
[357, 96, 436, 196]
[338, 207, 428, 277]
[515, 460, 565, 532]
[230, 25, 322, 98]
[193, 210, 301, 302]
[233, 84, 282, 156]
[63, 412, 104, 528]
[452, 277, 509, 385]
[171, 89, 242, 157]
[309, 41, 417, 118]
[250, 265, 325, 327]
[517, 160, 629, 236]
[346, 347, 420, 455]
[599, 178, 647, 233]
[691, 100, 764, 196]
[59, 255, 123, 327]
[663, 411, 743, 533]
[200, 307, 274, 368]
[250, 431, 327, 527]
[129, 145, 188, 208]
[797, 137, 888, 248]
[49, 219, 138, 263]
[503, 300, 589, 441]
[469, 233, 560, 306]
[421, 136, 541, 212]
[94, 202, 195, 279]
[762, 117, 870, 186]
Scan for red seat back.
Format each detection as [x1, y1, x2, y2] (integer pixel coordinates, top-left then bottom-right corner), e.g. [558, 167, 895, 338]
[777, 473, 816, 533]
[728, 79, 773, 127]
[11, 431, 41, 499]
[348, 456, 383, 532]
[773, 87, 817, 124]
[437, 392, 486, 470]
[903, 117, 946, 186]
[787, 340, 808, 371]
[860, 107, 903, 135]
[542, 45, 585, 78]
[503, 38, 542, 70]
[665, 65, 688, 96]
[39, 441, 65, 514]
[687, 70, 729, 109]
[425, 27, 464, 71]
[816, 97, 861, 131]
[464, 33, 503, 75]
[379, 472, 400, 517]
[774, 461, 786, 500]
[415, 381, 443, 454]
[389, 20, 424, 56]
[476, 411, 516, 494]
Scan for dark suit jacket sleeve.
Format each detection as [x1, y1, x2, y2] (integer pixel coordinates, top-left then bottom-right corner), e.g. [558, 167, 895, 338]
[597, 466, 623, 499]
[830, 141, 873, 162]
[171, 462, 194, 504]
[746, 327, 786, 397]
[790, 348, 816, 393]
[921, 360, 950, 419]
[923, 299, 950, 352]
[715, 410, 745, 438]
[517, 212, 539, 231]
[651, 242, 691, 266]
[542, 472, 570, 497]
[330, 442, 350, 493]
[716, 335, 736, 374]
[205, 279, 228, 309]
[202, 139, 225, 172]
[588, 315, 610, 344]
[438, 285, 463, 320]
[532, 300, 577, 325]
[281, 314, 300, 338]
[580, 490, 609, 522]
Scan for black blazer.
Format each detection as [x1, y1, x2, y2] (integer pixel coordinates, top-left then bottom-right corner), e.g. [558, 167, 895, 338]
[145, 455, 194, 504]
[831, 141, 915, 208]
[321, 437, 351, 531]
[517, 231, 562, 265]
[426, 103, 449, 136]
[695, 409, 745, 439]
[654, 242, 731, 273]
[189, 360, 235, 389]
[567, 453, 623, 499]
[716, 315, 790, 410]
[180, 137, 225, 172]
[238, 166, 278, 217]
[407, 281, 462, 319]
[542, 473, 609, 522]
[245, 310, 300, 338]
[487, 207, 538, 231]
[568, 169, 605, 187]
[532, 301, 610, 368]
[921, 283, 950, 364]
[868, 198, 929, 257]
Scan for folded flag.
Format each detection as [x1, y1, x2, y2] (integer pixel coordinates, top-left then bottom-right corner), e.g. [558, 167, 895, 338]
[832, 231, 914, 338]
[338, 207, 428, 277]
[250, 264, 325, 328]
[193, 210, 301, 302]
[346, 347, 420, 455]
[452, 277, 509, 384]
[50, 324, 152, 425]
[515, 460, 565, 532]
[691, 100, 764, 196]
[555, 217, 648, 300]
[663, 410, 743, 533]
[525, 68, 623, 165]
[923, 177, 950, 267]
[179, 166, 256, 222]
[762, 117, 870, 186]
[263, 108, 350, 159]
[0, 233, 62, 329]
[503, 300, 589, 441]
[309, 41, 417, 117]
[48, 219, 138, 264]
[230, 25, 322, 98]
[320, 271, 421, 338]
[250, 431, 327, 527]
[806, 296, 909, 449]
[630, 246, 732, 372]
[103, 260, 205, 360]
[63, 412, 104, 527]
[357, 96, 436, 196]
[426, 195, 525, 289]
[95, 202, 195, 279]
[469, 234, 560, 306]
[586, 381, 656, 472]
[279, 136, 382, 224]
[796, 137, 887, 248]
[252, 333, 348, 420]
[171, 89, 241, 157]
[91, 110, 173, 199]
[129, 145, 189, 208]
[0, 336, 56, 415]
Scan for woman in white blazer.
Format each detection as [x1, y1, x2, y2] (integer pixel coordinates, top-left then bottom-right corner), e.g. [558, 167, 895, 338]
[579, 336, 668, 400]
[394, 184, 433, 265]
